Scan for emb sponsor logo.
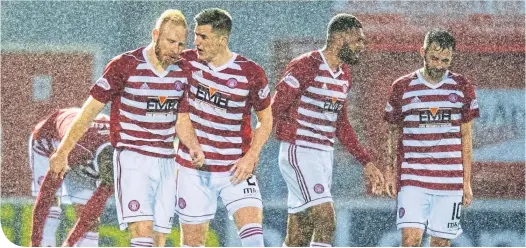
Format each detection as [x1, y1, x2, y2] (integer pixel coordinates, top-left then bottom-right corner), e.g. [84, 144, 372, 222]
[146, 96, 179, 116]
[324, 97, 344, 113]
[196, 83, 230, 110]
[418, 107, 452, 127]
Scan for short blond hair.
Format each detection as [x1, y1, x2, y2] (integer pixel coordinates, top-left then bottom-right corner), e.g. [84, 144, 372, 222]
[155, 9, 187, 30]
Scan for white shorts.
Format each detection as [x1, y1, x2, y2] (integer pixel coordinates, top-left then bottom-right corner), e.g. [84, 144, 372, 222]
[29, 136, 96, 205]
[175, 165, 262, 224]
[278, 142, 333, 213]
[397, 187, 463, 239]
[113, 149, 176, 234]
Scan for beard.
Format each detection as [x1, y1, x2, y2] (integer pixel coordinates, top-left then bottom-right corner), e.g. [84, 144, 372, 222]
[338, 43, 359, 65]
[154, 41, 177, 68]
[424, 62, 446, 80]
[154, 41, 164, 65]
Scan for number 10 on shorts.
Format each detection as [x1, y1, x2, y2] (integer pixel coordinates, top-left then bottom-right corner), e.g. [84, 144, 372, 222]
[451, 202, 462, 221]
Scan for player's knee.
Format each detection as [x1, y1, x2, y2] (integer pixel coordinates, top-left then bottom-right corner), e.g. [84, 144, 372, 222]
[233, 206, 263, 227]
[286, 227, 311, 247]
[313, 214, 336, 235]
[430, 237, 451, 247]
[309, 203, 336, 230]
[181, 231, 206, 247]
[153, 232, 168, 247]
[401, 228, 424, 247]
[286, 230, 310, 246]
[287, 212, 308, 233]
[129, 221, 154, 238]
[402, 236, 422, 247]
[181, 223, 208, 247]
[284, 212, 312, 246]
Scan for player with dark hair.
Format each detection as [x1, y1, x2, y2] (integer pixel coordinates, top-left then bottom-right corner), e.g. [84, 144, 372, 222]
[174, 8, 272, 247]
[384, 29, 479, 247]
[271, 13, 384, 247]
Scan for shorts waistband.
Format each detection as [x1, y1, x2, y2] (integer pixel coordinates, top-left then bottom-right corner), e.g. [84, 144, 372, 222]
[177, 163, 234, 178]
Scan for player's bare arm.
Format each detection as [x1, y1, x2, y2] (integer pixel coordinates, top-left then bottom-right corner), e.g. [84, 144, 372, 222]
[49, 97, 106, 179]
[230, 106, 272, 184]
[385, 123, 402, 198]
[461, 120, 473, 207]
[175, 112, 205, 167]
[336, 108, 384, 195]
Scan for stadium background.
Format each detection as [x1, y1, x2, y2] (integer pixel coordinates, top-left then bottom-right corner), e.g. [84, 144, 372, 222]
[1, 1, 524, 246]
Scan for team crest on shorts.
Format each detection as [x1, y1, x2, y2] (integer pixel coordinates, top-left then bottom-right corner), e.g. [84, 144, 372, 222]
[399, 207, 405, 218]
[314, 184, 325, 194]
[178, 197, 186, 209]
[174, 80, 183, 91]
[227, 78, 238, 88]
[128, 200, 140, 212]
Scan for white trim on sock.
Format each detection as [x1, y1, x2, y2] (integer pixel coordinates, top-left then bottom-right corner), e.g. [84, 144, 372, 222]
[75, 232, 99, 247]
[42, 207, 62, 247]
[238, 223, 264, 247]
[310, 241, 332, 247]
[131, 237, 153, 247]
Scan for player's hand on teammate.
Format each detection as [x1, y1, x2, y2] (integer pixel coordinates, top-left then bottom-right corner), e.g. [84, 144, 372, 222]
[230, 152, 258, 185]
[189, 147, 205, 167]
[463, 184, 473, 207]
[364, 162, 384, 196]
[384, 167, 398, 199]
[49, 152, 70, 179]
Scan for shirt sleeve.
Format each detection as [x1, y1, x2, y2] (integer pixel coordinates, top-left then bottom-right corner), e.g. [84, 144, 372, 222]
[90, 57, 125, 103]
[248, 66, 271, 112]
[336, 101, 372, 166]
[460, 78, 480, 123]
[384, 81, 403, 124]
[271, 62, 309, 123]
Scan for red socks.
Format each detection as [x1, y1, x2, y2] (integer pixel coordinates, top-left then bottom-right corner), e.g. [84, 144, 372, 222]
[31, 171, 64, 246]
[62, 184, 114, 247]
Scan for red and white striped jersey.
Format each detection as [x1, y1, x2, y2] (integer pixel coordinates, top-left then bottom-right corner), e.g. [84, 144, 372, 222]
[32, 108, 110, 166]
[176, 50, 271, 172]
[384, 69, 480, 195]
[90, 47, 190, 158]
[272, 50, 371, 165]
